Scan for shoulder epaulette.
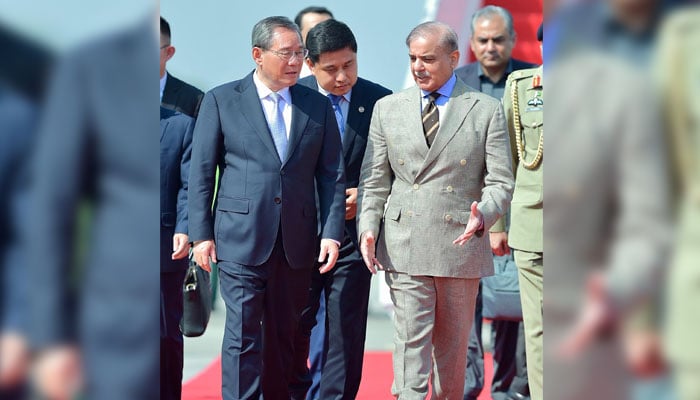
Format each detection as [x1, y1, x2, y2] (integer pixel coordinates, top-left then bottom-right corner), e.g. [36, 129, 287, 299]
[507, 67, 538, 83]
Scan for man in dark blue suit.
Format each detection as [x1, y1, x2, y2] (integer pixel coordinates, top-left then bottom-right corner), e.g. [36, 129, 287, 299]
[160, 17, 204, 119]
[160, 106, 193, 400]
[454, 6, 534, 400]
[188, 16, 346, 400]
[289, 19, 391, 400]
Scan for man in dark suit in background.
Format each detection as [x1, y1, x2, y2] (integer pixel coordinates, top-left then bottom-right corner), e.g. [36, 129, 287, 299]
[160, 106, 194, 400]
[291, 7, 336, 398]
[188, 16, 346, 400]
[160, 16, 204, 118]
[454, 5, 534, 400]
[290, 19, 391, 400]
[455, 6, 535, 98]
[294, 6, 334, 78]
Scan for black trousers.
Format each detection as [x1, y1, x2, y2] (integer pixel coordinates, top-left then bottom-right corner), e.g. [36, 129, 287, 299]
[160, 268, 188, 400]
[218, 233, 311, 400]
[290, 231, 371, 400]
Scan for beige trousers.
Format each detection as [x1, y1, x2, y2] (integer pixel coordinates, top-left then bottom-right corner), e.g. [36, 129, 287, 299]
[514, 250, 543, 400]
[385, 272, 479, 400]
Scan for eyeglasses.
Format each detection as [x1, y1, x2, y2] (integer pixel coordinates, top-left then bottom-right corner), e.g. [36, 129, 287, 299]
[265, 48, 309, 62]
[160, 44, 170, 50]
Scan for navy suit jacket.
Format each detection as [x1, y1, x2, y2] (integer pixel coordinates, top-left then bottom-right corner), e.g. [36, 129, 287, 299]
[160, 107, 193, 273]
[455, 59, 537, 92]
[162, 72, 204, 119]
[297, 76, 391, 247]
[188, 71, 346, 270]
[297, 76, 392, 189]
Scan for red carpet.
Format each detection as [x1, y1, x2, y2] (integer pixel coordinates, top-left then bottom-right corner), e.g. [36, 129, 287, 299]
[182, 351, 493, 399]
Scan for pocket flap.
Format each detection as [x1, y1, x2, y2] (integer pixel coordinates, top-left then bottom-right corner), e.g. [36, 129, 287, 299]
[217, 197, 250, 214]
[512, 184, 542, 204]
[385, 206, 401, 221]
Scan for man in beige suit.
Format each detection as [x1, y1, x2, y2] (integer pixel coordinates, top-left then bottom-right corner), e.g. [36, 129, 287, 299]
[357, 21, 514, 399]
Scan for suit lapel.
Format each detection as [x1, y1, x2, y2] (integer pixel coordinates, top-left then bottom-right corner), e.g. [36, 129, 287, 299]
[286, 85, 310, 166]
[160, 120, 167, 142]
[419, 79, 477, 174]
[344, 80, 370, 160]
[237, 73, 282, 164]
[159, 108, 169, 142]
[401, 86, 429, 160]
[464, 64, 481, 90]
[162, 73, 180, 105]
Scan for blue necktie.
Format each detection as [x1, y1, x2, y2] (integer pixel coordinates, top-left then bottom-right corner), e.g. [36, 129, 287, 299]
[328, 94, 345, 143]
[269, 92, 288, 161]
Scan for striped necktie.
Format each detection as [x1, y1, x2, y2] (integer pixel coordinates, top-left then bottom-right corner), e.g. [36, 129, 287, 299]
[422, 92, 440, 147]
[269, 92, 288, 161]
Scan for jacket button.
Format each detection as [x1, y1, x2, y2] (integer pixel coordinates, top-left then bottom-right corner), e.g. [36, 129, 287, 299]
[413, 184, 420, 190]
[280, 170, 285, 175]
[445, 214, 452, 221]
[446, 185, 453, 192]
[274, 197, 281, 204]
[398, 159, 405, 165]
[460, 159, 467, 166]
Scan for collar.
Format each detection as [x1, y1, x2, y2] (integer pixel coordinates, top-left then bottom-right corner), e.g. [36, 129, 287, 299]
[476, 59, 514, 79]
[253, 69, 292, 104]
[160, 72, 168, 99]
[421, 73, 456, 99]
[317, 84, 352, 103]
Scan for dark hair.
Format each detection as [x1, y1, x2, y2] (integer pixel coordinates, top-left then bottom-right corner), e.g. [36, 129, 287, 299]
[160, 16, 171, 40]
[305, 19, 357, 64]
[294, 6, 334, 29]
[251, 16, 301, 49]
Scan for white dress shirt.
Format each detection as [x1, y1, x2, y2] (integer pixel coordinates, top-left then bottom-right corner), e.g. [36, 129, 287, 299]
[253, 70, 292, 140]
[160, 72, 168, 102]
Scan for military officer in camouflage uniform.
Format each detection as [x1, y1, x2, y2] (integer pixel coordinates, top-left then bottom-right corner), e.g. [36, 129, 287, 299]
[490, 25, 543, 400]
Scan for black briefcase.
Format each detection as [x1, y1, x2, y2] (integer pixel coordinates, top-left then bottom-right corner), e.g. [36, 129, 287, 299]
[180, 257, 212, 337]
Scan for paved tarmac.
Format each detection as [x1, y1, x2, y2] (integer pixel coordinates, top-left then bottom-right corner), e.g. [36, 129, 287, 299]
[183, 273, 492, 381]
[183, 273, 396, 381]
